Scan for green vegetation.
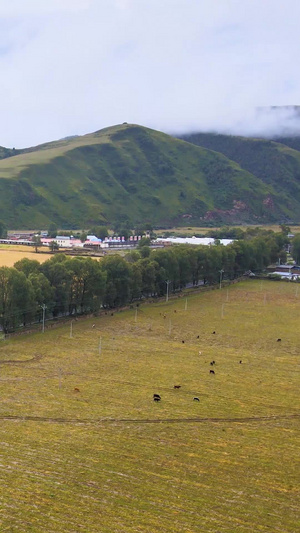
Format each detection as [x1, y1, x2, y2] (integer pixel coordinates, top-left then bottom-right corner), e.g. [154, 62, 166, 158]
[0, 232, 287, 332]
[179, 131, 300, 222]
[0, 123, 297, 228]
[0, 280, 299, 532]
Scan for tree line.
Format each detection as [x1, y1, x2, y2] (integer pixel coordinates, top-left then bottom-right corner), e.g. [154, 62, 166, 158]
[0, 231, 288, 333]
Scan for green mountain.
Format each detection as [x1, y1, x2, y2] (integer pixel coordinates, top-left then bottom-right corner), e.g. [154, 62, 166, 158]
[0, 123, 299, 228]
[179, 132, 300, 222]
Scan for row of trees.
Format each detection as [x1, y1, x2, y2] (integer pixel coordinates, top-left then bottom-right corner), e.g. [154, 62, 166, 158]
[0, 231, 287, 333]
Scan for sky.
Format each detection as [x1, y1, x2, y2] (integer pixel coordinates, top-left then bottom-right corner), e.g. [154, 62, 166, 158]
[0, 0, 300, 148]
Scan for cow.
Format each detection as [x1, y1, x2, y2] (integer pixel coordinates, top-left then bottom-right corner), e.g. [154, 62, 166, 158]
[210, 370, 215, 375]
[153, 394, 161, 400]
[277, 338, 281, 342]
[193, 397, 200, 401]
[212, 331, 216, 334]
[74, 387, 80, 392]
[174, 385, 181, 389]
[239, 360, 242, 364]
[153, 397, 161, 402]
[196, 335, 200, 339]
[92, 324, 95, 328]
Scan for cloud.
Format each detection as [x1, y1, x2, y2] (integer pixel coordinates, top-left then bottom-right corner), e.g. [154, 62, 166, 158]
[0, 0, 91, 16]
[0, 0, 300, 147]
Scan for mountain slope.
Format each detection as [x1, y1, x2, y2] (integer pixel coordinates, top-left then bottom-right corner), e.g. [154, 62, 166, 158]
[179, 132, 300, 217]
[0, 124, 296, 228]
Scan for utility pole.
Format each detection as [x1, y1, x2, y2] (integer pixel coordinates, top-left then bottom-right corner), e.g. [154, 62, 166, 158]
[41, 303, 47, 333]
[165, 280, 171, 302]
[219, 269, 224, 290]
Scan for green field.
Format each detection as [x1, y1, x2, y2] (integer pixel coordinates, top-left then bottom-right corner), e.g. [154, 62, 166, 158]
[0, 281, 299, 532]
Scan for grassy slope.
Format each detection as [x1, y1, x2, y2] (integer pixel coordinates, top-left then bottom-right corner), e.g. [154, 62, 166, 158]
[0, 124, 275, 228]
[0, 280, 299, 532]
[180, 132, 300, 219]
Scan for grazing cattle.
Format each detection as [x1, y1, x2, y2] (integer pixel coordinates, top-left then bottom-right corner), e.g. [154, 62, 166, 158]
[210, 361, 216, 366]
[153, 394, 161, 400]
[212, 331, 216, 334]
[198, 351, 202, 355]
[92, 324, 95, 328]
[193, 397, 200, 401]
[111, 313, 114, 316]
[174, 310, 177, 313]
[74, 387, 80, 392]
[210, 370, 215, 375]
[196, 335, 200, 339]
[182, 340, 185, 344]
[153, 397, 161, 402]
[277, 338, 281, 342]
[163, 314, 166, 319]
[239, 360, 242, 364]
[174, 385, 181, 389]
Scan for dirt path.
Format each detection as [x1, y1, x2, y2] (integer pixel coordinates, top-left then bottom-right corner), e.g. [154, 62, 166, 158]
[0, 413, 299, 425]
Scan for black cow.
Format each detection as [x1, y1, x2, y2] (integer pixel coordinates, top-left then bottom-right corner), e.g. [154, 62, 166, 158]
[174, 385, 181, 389]
[153, 394, 161, 400]
[277, 338, 281, 342]
[210, 370, 215, 375]
[153, 397, 161, 402]
[193, 397, 200, 401]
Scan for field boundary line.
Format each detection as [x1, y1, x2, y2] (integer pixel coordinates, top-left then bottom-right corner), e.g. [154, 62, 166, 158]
[0, 413, 299, 425]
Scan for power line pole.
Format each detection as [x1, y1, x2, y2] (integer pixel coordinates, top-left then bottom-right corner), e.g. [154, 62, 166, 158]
[219, 269, 224, 290]
[41, 303, 47, 333]
[165, 280, 171, 302]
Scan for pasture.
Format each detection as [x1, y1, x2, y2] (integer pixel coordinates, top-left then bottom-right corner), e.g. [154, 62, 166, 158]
[0, 245, 52, 267]
[0, 280, 299, 532]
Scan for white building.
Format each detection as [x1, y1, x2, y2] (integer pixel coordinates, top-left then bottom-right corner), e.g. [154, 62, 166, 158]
[155, 237, 234, 246]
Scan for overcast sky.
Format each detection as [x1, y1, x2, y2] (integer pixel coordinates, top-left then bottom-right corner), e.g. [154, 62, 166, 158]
[0, 0, 300, 148]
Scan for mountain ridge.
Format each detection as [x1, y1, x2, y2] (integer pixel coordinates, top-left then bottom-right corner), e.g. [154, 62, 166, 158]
[0, 123, 299, 228]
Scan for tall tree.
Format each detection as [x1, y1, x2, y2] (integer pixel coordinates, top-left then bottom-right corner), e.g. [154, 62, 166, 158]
[0, 268, 35, 332]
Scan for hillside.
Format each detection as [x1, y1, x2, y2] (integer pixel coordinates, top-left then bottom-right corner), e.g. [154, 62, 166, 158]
[0, 124, 298, 228]
[179, 132, 300, 221]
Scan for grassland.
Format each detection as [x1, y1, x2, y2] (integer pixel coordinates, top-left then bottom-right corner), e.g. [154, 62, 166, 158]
[156, 224, 300, 236]
[0, 246, 53, 267]
[0, 280, 299, 532]
[0, 124, 292, 228]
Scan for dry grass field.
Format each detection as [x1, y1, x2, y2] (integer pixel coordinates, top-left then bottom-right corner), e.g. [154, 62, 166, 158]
[0, 245, 52, 267]
[0, 280, 299, 532]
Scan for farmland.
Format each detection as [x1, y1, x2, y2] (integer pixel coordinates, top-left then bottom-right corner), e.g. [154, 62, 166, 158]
[0, 245, 52, 267]
[0, 280, 299, 532]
